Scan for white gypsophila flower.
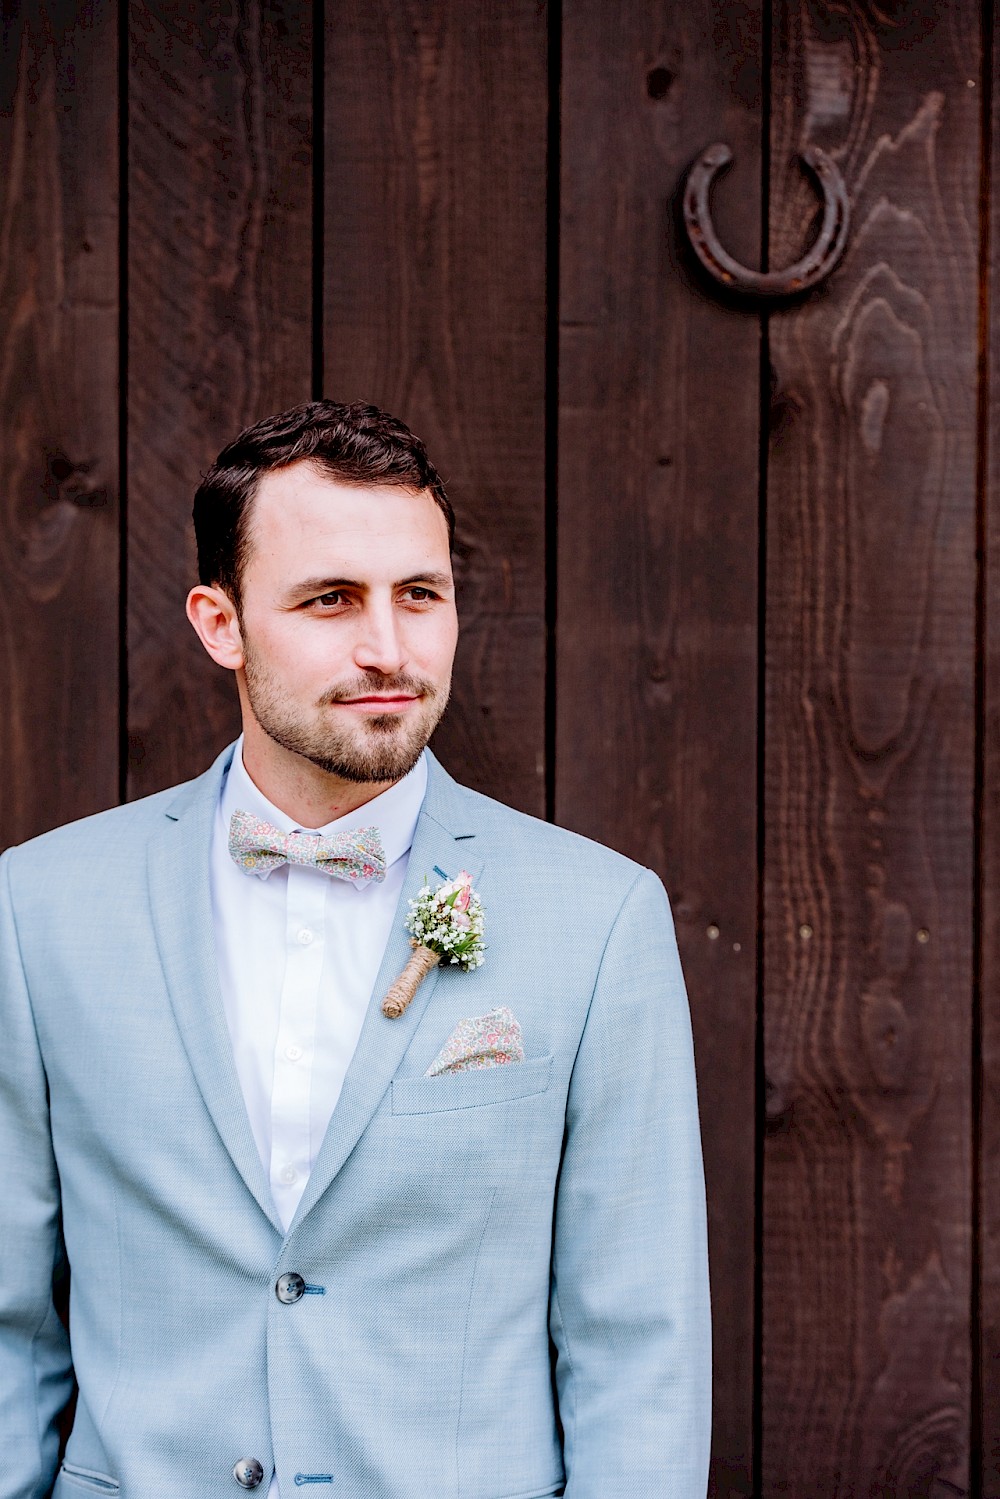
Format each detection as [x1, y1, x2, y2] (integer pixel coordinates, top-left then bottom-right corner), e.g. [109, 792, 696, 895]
[404, 872, 486, 972]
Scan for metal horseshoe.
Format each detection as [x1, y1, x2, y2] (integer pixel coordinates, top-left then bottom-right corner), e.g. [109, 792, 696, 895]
[682, 142, 850, 300]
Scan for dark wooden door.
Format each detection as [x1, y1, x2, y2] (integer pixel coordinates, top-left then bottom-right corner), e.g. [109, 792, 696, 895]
[2, 3, 998, 1493]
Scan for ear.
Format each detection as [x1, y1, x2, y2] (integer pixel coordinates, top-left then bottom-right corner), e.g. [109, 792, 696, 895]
[186, 584, 245, 670]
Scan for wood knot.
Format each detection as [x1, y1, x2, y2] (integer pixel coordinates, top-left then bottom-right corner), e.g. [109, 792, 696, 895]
[45, 450, 108, 509]
[646, 66, 675, 100]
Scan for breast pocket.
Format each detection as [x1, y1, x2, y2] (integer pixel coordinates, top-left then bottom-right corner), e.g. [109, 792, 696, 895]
[391, 1054, 553, 1115]
[56, 1465, 120, 1495]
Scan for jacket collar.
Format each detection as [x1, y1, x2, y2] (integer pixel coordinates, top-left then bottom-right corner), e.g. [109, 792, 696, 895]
[163, 741, 477, 839]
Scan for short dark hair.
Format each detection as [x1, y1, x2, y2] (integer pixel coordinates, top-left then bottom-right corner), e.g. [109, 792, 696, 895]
[193, 399, 454, 605]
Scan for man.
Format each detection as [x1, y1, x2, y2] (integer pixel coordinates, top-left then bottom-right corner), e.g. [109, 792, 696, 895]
[0, 401, 710, 1497]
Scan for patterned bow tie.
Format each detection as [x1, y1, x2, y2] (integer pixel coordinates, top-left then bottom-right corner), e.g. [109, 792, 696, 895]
[228, 809, 387, 884]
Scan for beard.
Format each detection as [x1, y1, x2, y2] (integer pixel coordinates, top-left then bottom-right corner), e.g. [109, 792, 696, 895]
[242, 644, 450, 785]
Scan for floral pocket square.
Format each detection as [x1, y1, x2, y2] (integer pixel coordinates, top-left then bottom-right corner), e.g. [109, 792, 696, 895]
[425, 1005, 525, 1076]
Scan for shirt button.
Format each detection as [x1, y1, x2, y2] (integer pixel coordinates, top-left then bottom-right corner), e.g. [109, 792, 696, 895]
[279, 1165, 298, 1185]
[296, 928, 314, 945]
[285, 1044, 303, 1062]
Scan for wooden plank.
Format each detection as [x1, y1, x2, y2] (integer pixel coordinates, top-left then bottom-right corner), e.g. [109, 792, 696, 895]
[0, 0, 119, 846]
[127, 0, 313, 798]
[762, 4, 980, 1491]
[558, 3, 763, 1492]
[981, 5, 1000, 1491]
[322, 0, 548, 816]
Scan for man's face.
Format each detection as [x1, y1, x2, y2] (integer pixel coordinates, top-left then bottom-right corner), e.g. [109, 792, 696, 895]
[234, 462, 458, 785]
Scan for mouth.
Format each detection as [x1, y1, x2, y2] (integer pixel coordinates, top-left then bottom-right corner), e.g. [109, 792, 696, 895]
[334, 694, 421, 715]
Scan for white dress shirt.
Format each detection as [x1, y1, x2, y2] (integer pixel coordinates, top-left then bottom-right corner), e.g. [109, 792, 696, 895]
[211, 742, 427, 1495]
[211, 741, 426, 1497]
[210, 737, 427, 1234]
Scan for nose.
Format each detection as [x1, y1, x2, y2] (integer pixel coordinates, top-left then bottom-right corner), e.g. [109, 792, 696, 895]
[353, 596, 407, 676]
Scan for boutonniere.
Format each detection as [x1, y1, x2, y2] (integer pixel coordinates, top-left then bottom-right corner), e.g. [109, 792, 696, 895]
[382, 871, 485, 1019]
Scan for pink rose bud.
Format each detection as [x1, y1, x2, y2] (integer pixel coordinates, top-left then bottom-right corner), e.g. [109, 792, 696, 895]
[454, 879, 471, 912]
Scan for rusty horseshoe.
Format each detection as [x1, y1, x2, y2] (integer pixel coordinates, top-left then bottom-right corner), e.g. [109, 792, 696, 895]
[682, 142, 850, 300]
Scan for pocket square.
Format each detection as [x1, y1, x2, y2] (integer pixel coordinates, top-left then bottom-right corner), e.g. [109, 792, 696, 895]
[425, 1006, 525, 1076]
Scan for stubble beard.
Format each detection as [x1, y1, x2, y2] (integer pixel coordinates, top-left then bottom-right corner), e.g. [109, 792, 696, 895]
[242, 642, 450, 785]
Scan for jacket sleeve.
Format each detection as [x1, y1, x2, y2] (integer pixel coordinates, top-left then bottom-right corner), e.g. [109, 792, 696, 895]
[0, 849, 74, 1498]
[550, 867, 711, 1497]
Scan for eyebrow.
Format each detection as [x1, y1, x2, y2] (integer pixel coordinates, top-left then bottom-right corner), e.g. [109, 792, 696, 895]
[288, 571, 455, 599]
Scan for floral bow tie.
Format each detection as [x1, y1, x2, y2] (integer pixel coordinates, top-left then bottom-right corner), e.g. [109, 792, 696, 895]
[228, 809, 386, 884]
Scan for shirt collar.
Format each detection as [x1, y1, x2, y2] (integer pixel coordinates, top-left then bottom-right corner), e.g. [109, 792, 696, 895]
[220, 735, 428, 880]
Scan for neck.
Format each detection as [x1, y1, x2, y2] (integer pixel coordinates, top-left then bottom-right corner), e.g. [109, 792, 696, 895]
[240, 724, 398, 826]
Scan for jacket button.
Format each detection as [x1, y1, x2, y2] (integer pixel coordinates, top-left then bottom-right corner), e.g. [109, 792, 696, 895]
[276, 1271, 306, 1304]
[233, 1458, 265, 1489]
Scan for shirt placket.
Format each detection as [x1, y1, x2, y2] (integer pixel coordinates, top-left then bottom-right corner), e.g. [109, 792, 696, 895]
[269, 857, 327, 1229]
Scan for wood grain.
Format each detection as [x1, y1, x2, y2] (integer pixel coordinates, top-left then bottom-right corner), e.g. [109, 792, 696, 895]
[322, 0, 548, 815]
[762, 4, 979, 1492]
[558, 3, 763, 1491]
[127, 0, 313, 798]
[981, 4, 1000, 1490]
[0, 0, 119, 846]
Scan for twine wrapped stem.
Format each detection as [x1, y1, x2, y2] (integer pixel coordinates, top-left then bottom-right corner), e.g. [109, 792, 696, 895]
[382, 939, 441, 1019]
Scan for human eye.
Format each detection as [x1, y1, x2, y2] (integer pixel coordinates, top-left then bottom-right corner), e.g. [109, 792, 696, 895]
[400, 585, 439, 604]
[311, 590, 348, 609]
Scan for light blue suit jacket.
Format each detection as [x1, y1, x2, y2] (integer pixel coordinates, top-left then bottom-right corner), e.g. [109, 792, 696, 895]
[0, 745, 710, 1498]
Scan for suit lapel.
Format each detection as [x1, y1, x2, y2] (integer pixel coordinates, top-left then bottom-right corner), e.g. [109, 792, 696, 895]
[147, 746, 283, 1233]
[290, 755, 483, 1232]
